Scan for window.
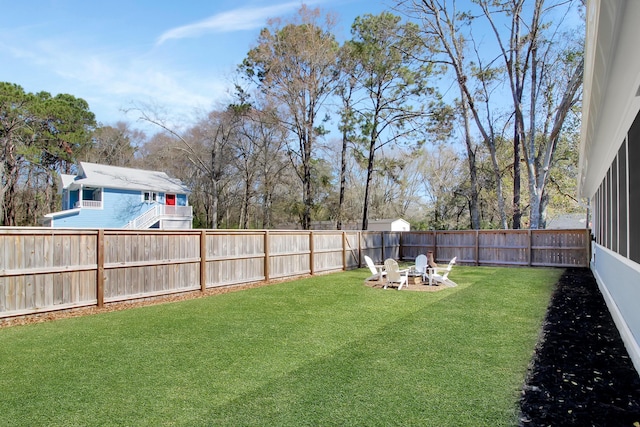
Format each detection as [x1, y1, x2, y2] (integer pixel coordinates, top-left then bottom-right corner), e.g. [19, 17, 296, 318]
[595, 187, 601, 244]
[619, 139, 628, 257]
[605, 170, 610, 249]
[629, 110, 640, 263]
[143, 191, 157, 203]
[612, 157, 618, 252]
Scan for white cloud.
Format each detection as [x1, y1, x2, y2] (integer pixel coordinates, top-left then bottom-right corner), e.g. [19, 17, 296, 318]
[4, 35, 230, 126]
[156, 1, 303, 45]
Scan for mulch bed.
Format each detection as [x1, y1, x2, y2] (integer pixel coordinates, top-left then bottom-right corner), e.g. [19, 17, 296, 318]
[519, 267, 640, 426]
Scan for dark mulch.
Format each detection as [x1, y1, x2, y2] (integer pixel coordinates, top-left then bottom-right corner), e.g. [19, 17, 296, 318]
[519, 268, 640, 426]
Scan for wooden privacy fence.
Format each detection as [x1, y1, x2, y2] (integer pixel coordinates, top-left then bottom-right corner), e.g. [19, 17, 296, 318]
[401, 229, 590, 267]
[0, 228, 589, 318]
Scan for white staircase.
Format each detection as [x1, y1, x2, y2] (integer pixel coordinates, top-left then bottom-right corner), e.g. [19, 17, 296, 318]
[125, 204, 192, 229]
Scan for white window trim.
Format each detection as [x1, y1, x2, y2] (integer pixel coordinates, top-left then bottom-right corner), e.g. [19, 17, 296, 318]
[143, 191, 158, 203]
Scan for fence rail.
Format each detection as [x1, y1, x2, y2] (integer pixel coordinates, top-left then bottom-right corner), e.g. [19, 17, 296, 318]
[0, 228, 590, 318]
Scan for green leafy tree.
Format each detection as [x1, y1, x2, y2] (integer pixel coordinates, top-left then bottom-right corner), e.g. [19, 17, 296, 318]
[0, 82, 31, 225]
[345, 12, 439, 230]
[240, 5, 340, 230]
[0, 82, 95, 225]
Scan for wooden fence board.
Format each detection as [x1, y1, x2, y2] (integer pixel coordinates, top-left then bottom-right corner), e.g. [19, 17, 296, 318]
[344, 232, 360, 269]
[312, 232, 344, 273]
[360, 232, 384, 264]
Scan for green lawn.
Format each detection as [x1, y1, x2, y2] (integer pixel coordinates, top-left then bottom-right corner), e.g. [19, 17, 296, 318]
[0, 266, 561, 426]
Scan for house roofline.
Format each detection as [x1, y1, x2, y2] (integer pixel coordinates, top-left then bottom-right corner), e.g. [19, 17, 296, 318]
[44, 208, 81, 219]
[64, 182, 191, 195]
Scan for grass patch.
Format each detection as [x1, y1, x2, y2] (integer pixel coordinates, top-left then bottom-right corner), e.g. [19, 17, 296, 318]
[0, 266, 561, 426]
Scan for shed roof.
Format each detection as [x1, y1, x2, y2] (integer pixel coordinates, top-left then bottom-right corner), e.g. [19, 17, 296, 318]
[63, 162, 190, 194]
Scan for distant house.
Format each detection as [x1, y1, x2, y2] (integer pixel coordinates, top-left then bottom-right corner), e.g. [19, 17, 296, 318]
[545, 213, 588, 230]
[42, 162, 192, 229]
[281, 218, 411, 231]
[367, 219, 410, 232]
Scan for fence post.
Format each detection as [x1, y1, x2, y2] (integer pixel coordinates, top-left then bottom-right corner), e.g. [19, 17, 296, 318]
[475, 230, 480, 266]
[96, 229, 104, 307]
[200, 230, 207, 292]
[381, 231, 385, 261]
[585, 229, 592, 266]
[264, 231, 270, 282]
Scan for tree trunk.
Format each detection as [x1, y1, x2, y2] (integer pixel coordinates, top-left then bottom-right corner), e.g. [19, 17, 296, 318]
[488, 143, 508, 229]
[241, 175, 250, 229]
[361, 104, 380, 232]
[263, 190, 272, 229]
[513, 128, 522, 229]
[460, 100, 481, 230]
[301, 126, 313, 230]
[337, 126, 348, 230]
[361, 128, 377, 231]
[210, 178, 218, 229]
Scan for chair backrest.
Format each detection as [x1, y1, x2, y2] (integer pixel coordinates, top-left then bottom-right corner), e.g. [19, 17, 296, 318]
[384, 258, 401, 282]
[414, 254, 427, 274]
[364, 255, 378, 275]
[441, 257, 457, 280]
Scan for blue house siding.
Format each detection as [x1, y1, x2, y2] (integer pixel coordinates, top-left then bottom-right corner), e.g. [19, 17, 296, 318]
[52, 189, 156, 228]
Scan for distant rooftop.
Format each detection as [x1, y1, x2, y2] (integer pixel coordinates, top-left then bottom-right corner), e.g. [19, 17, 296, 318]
[546, 213, 588, 229]
[61, 162, 190, 194]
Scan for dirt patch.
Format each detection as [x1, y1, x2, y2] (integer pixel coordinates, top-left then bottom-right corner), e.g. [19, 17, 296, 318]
[363, 278, 449, 292]
[519, 268, 640, 426]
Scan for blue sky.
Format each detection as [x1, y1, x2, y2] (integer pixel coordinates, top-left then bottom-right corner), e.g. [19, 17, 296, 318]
[0, 0, 388, 131]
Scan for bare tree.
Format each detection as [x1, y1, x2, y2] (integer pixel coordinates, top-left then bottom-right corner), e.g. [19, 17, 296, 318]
[396, 1, 487, 228]
[83, 122, 143, 166]
[131, 105, 238, 229]
[476, 0, 584, 228]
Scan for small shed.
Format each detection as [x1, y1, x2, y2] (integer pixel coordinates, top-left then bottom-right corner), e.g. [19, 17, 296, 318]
[367, 218, 410, 232]
[545, 213, 588, 229]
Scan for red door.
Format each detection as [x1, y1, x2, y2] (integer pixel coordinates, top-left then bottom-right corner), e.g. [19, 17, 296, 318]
[166, 194, 176, 206]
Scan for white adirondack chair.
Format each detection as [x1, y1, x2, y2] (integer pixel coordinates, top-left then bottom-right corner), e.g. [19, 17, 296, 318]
[364, 255, 386, 282]
[413, 254, 428, 282]
[383, 258, 408, 290]
[429, 256, 457, 287]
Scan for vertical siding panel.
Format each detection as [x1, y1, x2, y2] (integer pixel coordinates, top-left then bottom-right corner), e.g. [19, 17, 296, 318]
[23, 236, 36, 309]
[53, 272, 63, 305]
[0, 277, 6, 312]
[35, 273, 45, 308]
